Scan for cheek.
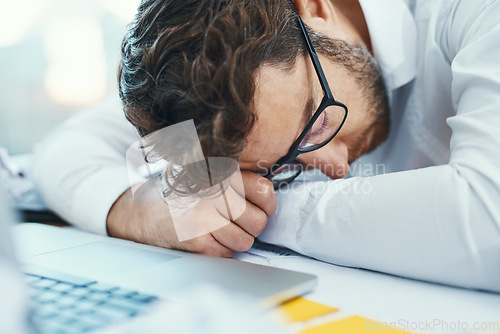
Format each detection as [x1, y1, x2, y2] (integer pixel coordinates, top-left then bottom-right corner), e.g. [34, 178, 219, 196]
[298, 140, 350, 179]
[338, 105, 373, 140]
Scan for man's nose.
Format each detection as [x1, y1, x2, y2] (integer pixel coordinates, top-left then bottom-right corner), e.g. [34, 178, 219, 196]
[299, 141, 350, 179]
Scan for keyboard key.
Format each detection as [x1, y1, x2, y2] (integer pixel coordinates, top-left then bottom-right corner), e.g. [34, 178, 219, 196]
[101, 301, 137, 317]
[36, 316, 78, 333]
[88, 282, 119, 293]
[130, 293, 158, 304]
[35, 303, 60, 312]
[51, 282, 75, 293]
[60, 316, 79, 325]
[70, 318, 106, 332]
[87, 291, 112, 303]
[76, 298, 103, 310]
[110, 288, 137, 298]
[78, 313, 110, 326]
[35, 291, 61, 304]
[32, 279, 58, 289]
[25, 275, 43, 285]
[68, 287, 91, 298]
[32, 307, 59, 320]
[88, 311, 114, 324]
[51, 307, 83, 320]
[29, 287, 45, 300]
[56, 295, 80, 309]
[21, 263, 97, 286]
[74, 307, 96, 317]
[35, 321, 68, 334]
[25, 267, 160, 334]
[101, 298, 142, 313]
[80, 325, 101, 333]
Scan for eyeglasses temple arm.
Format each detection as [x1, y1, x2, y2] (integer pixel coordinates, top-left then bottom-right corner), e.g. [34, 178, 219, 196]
[297, 16, 335, 100]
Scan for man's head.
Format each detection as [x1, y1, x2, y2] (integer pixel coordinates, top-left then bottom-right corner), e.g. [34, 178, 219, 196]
[119, 0, 389, 181]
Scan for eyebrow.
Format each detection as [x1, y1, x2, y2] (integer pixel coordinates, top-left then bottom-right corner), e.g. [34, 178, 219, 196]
[300, 96, 315, 129]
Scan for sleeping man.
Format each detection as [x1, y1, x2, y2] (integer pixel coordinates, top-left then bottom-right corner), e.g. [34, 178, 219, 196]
[35, 0, 500, 292]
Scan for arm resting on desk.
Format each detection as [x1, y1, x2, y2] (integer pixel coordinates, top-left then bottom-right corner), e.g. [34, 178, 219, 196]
[260, 3, 500, 292]
[33, 97, 139, 235]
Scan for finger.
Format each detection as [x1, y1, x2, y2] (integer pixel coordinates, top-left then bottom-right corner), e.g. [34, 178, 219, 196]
[212, 182, 247, 222]
[211, 222, 255, 253]
[240, 171, 277, 216]
[212, 183, 267, 237]
[233, 200, 268, 237]
[179, 233, 235, 258]
[200, 240, 236, 258]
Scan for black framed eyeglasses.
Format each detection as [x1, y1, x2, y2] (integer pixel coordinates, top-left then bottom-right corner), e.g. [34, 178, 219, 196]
[264, 15, 348, 189]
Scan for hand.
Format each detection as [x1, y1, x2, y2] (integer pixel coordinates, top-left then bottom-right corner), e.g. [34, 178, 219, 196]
[106, 171, 277, 257]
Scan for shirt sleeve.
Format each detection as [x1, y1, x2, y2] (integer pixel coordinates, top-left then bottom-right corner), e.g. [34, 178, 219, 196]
[32, 96, 140, 235]
[259, 0, 500, 293]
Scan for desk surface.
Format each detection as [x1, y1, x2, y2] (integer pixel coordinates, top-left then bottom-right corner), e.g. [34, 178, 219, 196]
[18, 223, 500, 334]
[273, 256, 500, 333]
[234, 240, 500, 334]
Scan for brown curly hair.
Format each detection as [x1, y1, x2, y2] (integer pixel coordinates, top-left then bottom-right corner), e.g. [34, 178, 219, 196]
[119, 0, 307, 162]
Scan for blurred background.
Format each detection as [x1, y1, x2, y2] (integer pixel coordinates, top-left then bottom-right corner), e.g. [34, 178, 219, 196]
[0, 0, 140, 155]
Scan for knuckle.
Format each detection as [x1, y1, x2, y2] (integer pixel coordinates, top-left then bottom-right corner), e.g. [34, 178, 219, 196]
[189, 237, 216, 255]
[199, 244, 221, 257]
[192, 243, 209, 255]
[194, 237, 235, 258]
[236, 234, 255, 252]
[257, 178, 274, 197]
[185, 237, 208, 253]
[253, 211, 268, 236]
[257, 181, 277, 212]
[195, 247, 209, 256]
[220, 249, 235, 258]
[204, 244, 234, 258]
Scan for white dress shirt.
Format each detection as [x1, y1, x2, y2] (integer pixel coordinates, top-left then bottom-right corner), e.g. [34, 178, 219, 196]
[34, 0, 500, 292]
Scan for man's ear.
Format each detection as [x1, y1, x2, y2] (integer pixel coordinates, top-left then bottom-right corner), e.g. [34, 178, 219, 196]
[293, 0, 335, 24]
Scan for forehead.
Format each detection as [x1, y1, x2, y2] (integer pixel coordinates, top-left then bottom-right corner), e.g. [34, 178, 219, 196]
[239, 57, 316, 171]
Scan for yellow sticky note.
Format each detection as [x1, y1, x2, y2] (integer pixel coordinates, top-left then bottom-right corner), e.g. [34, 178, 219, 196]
[279, 297, 339, 323]
[300, 315, 415, 334]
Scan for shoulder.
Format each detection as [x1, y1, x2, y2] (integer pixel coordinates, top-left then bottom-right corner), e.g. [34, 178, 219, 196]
[442, 0, 499, 59]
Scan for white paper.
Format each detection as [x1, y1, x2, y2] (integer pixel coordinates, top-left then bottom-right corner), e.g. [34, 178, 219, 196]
[0, 149, 47, 211]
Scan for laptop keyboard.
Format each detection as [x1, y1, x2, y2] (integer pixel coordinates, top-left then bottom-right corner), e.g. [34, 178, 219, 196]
[23, 263, 158, 334]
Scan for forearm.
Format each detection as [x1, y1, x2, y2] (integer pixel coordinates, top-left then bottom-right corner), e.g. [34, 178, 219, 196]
[260, 165, 500, 292]
[33, 97, 139, 234]
[106, 183, 176, 249]
[107, 187, 142, 240]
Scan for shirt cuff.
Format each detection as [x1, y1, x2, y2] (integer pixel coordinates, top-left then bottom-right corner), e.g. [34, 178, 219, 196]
[258, 181, 315, 253]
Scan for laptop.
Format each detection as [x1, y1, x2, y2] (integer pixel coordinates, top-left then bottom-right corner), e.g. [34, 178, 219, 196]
[1, 190, 316, 333]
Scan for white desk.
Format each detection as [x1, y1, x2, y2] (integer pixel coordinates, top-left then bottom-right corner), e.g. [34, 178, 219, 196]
[13, 224, 500, 334]
[236, 242, 500, 334]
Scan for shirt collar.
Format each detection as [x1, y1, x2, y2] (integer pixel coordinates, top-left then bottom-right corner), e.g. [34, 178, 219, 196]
[358, 0, 417, 90]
